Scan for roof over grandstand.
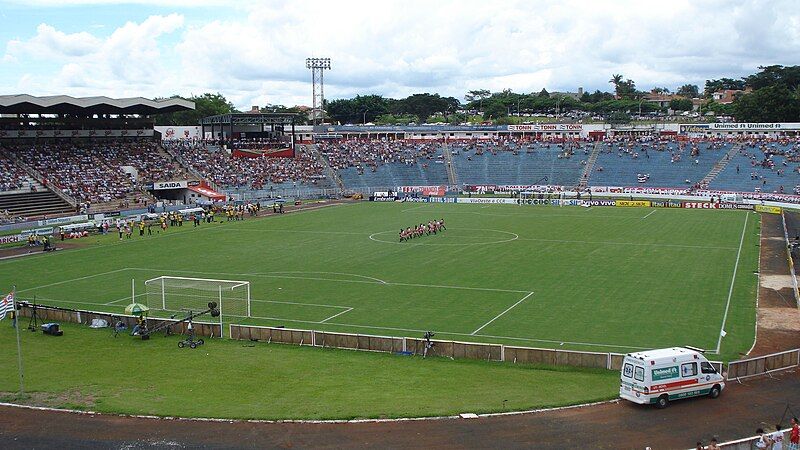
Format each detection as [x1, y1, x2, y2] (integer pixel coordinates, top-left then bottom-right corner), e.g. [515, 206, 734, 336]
[0, 95, 195, 115]
[199, 113, 297, 126]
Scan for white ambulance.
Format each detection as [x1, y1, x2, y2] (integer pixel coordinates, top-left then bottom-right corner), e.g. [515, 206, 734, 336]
[619, 347, 725, 408]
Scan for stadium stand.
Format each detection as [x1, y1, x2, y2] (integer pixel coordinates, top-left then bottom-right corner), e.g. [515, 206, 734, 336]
[709, 139, 800, 195]
[317, 140, 448, 189]
[176, 143, 331, 193]
[0, 149, 73, 222]
[449, 139, 586, 186]
[588, 138, 729, 188]
[8, 141, 177, 208]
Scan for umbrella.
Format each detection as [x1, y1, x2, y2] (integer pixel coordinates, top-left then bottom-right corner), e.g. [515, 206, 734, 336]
[124, 303, 150, 315]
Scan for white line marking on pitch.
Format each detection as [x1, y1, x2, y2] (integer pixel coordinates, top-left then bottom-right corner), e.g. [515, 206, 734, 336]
[125, 267, 532, 294]
[471, 292, 533, 335]
[715, 212, 749, 353]
[17, 268, 130, 293]
[401, 204, 428, 212]
[319, 307, 354, 323]
[642, 210, 656, 219]
[515, 237, 735, 250]
[248, 315, 650, 351]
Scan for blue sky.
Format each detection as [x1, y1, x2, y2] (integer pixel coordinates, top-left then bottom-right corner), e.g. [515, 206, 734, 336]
[1, 0, 799, 109]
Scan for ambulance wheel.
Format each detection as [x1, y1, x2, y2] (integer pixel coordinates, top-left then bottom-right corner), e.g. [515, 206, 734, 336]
[655, 395, 669, 409]
[709, 385, 721, 399]
[178, 341, 185, 348]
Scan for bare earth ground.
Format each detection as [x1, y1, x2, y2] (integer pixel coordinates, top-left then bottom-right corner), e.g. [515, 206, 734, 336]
[753, 213, 800, 354]
[2, 206, 799, 449]
[1, 369, 798, 449]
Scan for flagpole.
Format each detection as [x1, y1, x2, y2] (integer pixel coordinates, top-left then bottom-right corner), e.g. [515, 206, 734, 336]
[12, 286, 24, 396]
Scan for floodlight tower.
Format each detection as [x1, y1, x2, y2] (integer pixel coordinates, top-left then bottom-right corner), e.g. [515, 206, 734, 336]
[306, 57, 331, 126]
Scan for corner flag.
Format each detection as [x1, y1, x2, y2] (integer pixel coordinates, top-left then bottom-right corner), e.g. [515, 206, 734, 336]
[0, 291, 14, 320]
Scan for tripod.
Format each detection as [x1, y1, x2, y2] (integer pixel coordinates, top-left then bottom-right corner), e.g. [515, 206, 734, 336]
[27, 301, 41, 332]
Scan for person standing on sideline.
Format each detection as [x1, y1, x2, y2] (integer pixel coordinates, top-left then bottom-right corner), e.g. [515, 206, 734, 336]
[788, 417, 799, 450]
[9, 309, 16, 328]
[771, 424, 785, 450]
[707, 438, 720, 450]
[756, 428, 772, 449]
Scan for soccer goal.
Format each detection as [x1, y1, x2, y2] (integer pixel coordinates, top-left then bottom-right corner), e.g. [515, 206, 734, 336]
[144, 276, 251, 334]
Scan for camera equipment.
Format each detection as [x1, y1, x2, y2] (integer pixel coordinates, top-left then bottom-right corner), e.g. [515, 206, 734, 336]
[41, 322, 63, 336]
[26, 299, 41, 332]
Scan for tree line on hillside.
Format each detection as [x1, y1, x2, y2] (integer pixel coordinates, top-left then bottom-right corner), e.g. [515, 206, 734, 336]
[154, 65, 800, 126]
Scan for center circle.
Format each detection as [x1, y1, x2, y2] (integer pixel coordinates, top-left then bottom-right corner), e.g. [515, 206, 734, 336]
[368, 228, 519, 246]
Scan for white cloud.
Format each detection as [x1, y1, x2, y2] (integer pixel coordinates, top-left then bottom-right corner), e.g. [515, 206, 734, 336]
[1, 0, 800, 109]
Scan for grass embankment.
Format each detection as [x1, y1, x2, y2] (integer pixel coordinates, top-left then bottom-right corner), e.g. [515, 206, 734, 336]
[0, 322, 618, 420]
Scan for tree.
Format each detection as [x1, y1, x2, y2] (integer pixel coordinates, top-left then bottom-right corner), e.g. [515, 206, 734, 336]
[326, 95, 391, 124]
[652, 87, 671, 95]
[669, 98, 693, 111]
[397, 93, 450, 123]
[609, 74, 623, 97]
[744, 65, 800, 91]
[483, 101, 509, 120]
[704, 78, 745, 96]
[154, 93, 237, 126]
[734, 85, 800, 122]
[676, 84, 700, 98]
[464, 89, 490, 112]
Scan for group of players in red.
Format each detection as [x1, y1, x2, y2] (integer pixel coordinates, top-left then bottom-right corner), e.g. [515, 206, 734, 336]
[399, 218, 446, 242]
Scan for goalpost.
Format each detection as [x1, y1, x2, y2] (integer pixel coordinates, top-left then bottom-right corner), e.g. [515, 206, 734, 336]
[144, 276, 251, 337]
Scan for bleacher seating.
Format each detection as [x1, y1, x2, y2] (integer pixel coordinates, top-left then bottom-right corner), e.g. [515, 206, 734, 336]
[588, 140, 727, 188]
[177, 144, 332, 192]
[710, 140, 800, 194]
[318, 140, 448, 189]
[450, 140, 585, 186]
[10, 142, 175, 206]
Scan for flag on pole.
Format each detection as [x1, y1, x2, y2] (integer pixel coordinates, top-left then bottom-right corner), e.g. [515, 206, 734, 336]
[0, 291, 14, 320]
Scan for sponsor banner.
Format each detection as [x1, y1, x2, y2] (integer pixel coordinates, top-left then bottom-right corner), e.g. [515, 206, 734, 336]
[582, 200, 616, 207]
[463, 184, 497, 194]
[683, 202, 718, 209]
[0, 235, 21, 244]
[398, 185, 447, 197]
[517, 198, 554, 206]
[0, 129, 154, 139]
[679, 124, 710, 133]
[717, 203, 752, 210]
[557, 199, 582, 207]
[755, 205, 782, 214]
[651, 200, 683, 208]
[370, 196, 397, 202]
[427, 197, 456, 203]
[153, 180, 189, 190]
[155, 126, 201, 140]
[616, 200, 651, 207]
[623, 187, 690, 196]
[507, 124, 583, 132]
[458, 197, 517, 205]
[708, 122, 800, 131]
[652, 366, 680, 381]
[38, 214, 89, 226]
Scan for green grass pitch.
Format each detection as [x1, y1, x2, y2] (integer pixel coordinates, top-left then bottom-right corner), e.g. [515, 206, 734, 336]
[0, 202, 759, 360]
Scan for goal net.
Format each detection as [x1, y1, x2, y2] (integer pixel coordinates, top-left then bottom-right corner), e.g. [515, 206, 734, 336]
[144, 276, 251, 321]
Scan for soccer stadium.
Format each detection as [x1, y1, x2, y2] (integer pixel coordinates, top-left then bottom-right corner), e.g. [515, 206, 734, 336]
[2, 2, 800, 449]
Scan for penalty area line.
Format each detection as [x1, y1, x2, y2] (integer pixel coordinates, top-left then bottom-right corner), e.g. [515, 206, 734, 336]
[642, 210, 656, 219]
[319, 307, 354, 323]
[471, 292, 533, 335]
